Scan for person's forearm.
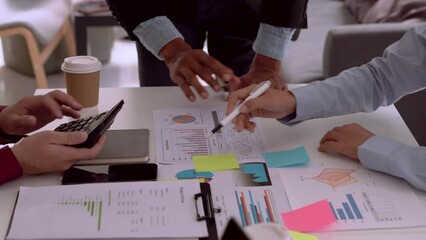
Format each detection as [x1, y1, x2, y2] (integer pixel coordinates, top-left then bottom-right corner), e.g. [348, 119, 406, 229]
[281, 25, 426, 124]
[159, 39, 192, 64]
[250, 54, 281, 72]
[359, 136, 426, 191]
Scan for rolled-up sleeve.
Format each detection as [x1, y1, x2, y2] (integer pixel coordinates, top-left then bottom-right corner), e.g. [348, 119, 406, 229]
[133, 16, 183, 60]
[253, 24, 294, 60]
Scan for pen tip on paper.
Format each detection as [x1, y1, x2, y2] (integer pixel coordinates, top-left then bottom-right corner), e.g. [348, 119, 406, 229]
[206, 132, 214, 138]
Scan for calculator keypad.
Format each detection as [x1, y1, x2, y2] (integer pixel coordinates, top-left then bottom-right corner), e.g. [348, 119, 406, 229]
[55, 112, 106, 133]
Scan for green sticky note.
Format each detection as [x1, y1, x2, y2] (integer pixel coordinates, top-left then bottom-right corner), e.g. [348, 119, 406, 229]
[263, 146, 310, 168]
[289, 231, 318, 240]
[192, 154, 240, 172]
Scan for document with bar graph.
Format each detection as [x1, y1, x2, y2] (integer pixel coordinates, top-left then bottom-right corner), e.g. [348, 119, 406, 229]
[278, 157, 426, 231]
[206, 167, 291, 236]
[7, 180, 208, 239]
[153, 108, 268, 163]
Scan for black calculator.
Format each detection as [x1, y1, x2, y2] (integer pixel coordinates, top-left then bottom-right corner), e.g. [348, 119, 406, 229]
[54, 100, 124, 148]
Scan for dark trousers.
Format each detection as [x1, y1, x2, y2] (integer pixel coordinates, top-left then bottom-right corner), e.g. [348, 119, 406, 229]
[136, 0, 259, 86]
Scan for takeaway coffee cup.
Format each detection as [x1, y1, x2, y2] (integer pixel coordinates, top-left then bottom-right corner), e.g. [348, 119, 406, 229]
[62, 56, 102, 108]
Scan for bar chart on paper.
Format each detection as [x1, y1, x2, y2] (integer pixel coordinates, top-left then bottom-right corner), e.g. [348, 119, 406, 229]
[279, 159, 426, 230]
[7, 181, 208, 239]
[327, 192, 405, 224]
[57, 195, 104, 231]
[328, 194, 363, 221]
[49, 188, 175, 235]
[235, 189, 281, 227]
[154, 108, 268, 163]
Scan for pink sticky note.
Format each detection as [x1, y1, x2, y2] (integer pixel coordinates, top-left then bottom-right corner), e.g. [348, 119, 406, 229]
[281, 199, 335, 232]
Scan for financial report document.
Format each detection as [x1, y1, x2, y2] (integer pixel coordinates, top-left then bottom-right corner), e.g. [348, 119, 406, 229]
[7, 180, 208, 239]
[279, 156, 426, 231]
[153, 108, 269, 164]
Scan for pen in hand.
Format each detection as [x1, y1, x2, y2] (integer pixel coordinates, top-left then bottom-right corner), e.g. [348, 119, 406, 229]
[206, 80, 272, 138]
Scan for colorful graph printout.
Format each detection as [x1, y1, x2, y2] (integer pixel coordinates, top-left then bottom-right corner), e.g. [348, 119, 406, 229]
[175, 169, 214, 182]
[172, 115, 196, 124]
[233, 162, 272, 186]
[279, 157, 426, 230]
[235, 189, 280, 227]
[154, 108, 268, 163]
[313, 168, 358, 188]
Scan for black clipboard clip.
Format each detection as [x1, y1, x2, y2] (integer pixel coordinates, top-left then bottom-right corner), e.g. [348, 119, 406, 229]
[194, 183, 221, 240]
[194, 192, 221, 221]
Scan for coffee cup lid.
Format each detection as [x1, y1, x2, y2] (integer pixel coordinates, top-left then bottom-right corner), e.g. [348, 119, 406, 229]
[61, 56, 102, 74]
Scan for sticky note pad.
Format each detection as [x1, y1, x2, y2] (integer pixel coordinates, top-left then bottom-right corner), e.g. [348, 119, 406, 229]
[280, 199, 335, 232]
[192, 154, 240, 172]
[263, 146, 310, 168]
[289, 231, 318, 240]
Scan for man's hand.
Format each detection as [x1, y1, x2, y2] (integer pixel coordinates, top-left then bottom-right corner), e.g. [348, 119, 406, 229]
[0, 90, 82, 135]
[318, 123, 375, 160]
[227, 54, 285, 92]
[11, 131, 106, 175]
[159, 39, 240, 102]
[226, 84, 296, 132]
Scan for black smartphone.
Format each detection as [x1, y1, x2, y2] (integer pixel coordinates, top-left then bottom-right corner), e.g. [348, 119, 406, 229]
[54, 100, 124, 148]
[62, 167, 109, 185]
[108, 163, 158, 182]
[62, 163, 158, 185]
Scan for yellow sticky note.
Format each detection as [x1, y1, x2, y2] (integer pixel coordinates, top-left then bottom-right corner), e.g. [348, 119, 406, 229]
[289, 231, 318, 240]
[192, 154, 240, 172]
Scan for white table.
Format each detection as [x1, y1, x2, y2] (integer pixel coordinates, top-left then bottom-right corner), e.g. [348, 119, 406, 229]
[1, 86, 426, 239]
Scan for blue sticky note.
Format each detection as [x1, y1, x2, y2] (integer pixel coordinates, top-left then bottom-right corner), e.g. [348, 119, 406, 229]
[263, 146, 310, 168]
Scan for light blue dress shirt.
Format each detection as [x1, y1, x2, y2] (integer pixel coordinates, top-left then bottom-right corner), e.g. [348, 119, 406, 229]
[281, 24, 426, 191]
[133, 16, 294, 60]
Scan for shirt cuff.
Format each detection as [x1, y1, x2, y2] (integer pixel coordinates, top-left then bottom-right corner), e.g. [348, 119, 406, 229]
[253, 23, 294, 60]
[0, 146, 23, 184]
[133, 16, 184, 60]
[277, 87, 325, 125]
[358, 136, 402, 175]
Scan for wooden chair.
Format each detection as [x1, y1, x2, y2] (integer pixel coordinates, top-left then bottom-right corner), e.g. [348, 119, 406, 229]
[0, 19, 76, 88]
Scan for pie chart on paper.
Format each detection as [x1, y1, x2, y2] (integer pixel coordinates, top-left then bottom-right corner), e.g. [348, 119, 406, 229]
[172, 115, 196, 124]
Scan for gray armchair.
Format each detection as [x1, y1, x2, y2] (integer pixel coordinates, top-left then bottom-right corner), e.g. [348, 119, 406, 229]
[322, 22, 420, 78]
[281, 0, 424, 84]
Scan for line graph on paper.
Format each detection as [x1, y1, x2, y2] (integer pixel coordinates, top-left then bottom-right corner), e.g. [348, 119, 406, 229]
[154, 108, 269, 163]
